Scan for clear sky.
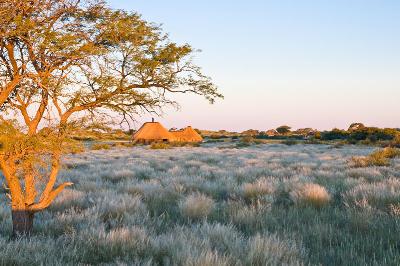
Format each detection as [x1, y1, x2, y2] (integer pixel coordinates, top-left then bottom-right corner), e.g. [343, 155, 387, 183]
[108, 0, 400, 132]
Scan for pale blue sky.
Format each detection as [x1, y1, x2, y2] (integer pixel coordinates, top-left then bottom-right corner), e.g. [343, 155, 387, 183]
[109, 0, 400, 131]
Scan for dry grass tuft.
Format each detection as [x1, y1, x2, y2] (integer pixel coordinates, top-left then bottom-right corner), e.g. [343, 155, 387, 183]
[180, 193, 215, 219]
[290, 183, 331, 208]
[243, 178, 276, 200]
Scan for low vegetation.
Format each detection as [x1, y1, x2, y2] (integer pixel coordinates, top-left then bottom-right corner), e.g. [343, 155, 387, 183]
[180, 193, 215, 220]
[350, 147, 400, 167]
[0, 143, 399, 264]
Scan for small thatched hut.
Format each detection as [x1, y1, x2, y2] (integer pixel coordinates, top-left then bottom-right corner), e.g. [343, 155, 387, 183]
[133, 121, 203, 143]
[170, 126, 203, 143]
[133, 121, 176, 143]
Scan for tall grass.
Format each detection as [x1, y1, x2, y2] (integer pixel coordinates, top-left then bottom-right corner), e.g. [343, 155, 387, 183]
[0, 143, 399, 264]
[180, 193, 215, 219]
[290, 183, 331, 208]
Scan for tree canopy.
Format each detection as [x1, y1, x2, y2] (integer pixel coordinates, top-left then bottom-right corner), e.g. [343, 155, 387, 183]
[0, 0, 222, 128]
[276, 125, 291, 135]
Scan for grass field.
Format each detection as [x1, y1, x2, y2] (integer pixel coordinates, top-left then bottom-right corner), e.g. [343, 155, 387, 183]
[1, 143, 400, 265]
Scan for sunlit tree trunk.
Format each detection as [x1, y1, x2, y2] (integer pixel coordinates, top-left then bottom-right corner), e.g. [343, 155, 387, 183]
[0, 153, 70, 236]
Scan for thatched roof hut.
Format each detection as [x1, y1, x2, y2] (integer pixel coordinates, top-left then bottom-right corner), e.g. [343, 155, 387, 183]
[170, 126, 203, 143]
[133, 122, 176, 143]
[133, 120, 203, 144]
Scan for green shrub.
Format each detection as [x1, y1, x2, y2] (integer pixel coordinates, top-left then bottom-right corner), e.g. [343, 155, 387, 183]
[320, 129, 349, 140]
[348, 127, 398, 143]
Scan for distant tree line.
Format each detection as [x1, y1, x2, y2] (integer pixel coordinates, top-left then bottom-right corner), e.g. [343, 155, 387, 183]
[317, 123, 399, 145]
[202, 123, 400, 146]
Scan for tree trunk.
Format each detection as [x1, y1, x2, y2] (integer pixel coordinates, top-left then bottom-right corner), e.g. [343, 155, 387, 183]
[11, 209, 34, 237]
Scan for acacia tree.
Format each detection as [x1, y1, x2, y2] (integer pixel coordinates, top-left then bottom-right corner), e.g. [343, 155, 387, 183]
[0, 0, 222, 236]
[276, 125, 291, 135]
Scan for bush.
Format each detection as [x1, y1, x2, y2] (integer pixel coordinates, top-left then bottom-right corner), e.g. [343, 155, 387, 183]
[320, 129, 349, 140]
[347, 127, 398, 143]
[180, 193, 214, 219]
[350, 147, 400, 167]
